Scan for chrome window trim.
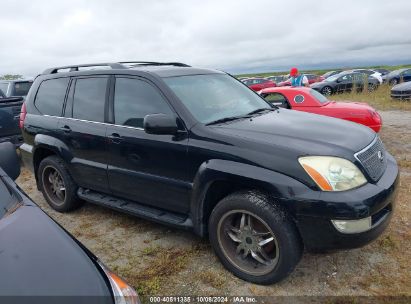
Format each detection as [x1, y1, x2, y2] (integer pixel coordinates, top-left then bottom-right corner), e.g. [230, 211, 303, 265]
[43, 115, 145, 131]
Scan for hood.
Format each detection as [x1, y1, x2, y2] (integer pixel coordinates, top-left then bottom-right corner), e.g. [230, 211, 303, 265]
[323, 101, 376, 113]
[310, 81, 328, 89]
[392, 81, 411, 90]
[0, 206, 112, 299]
[211, 109, 376, 156]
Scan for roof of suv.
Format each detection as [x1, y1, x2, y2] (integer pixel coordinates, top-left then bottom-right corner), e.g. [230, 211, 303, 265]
[40, 62, 223, 78]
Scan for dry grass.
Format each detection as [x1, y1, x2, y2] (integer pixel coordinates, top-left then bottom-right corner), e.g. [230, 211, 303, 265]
[330, 84, 411, 111]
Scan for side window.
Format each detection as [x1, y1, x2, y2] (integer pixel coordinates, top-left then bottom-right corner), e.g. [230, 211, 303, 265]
[262, 93, 289, 108]
[402, 70, 411, 76]
[340, 74, 353, 82]
[114, 78, 174, 128]
[72, 77, 108, 123]
[34, 78, 70, 116]
[0, 83, 8, 95]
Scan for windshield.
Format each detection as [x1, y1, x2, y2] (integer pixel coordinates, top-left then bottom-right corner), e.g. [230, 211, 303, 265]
[309, 89, 329, 104]
[13, 82, 33, 97]
[0, 178, 21, 220]
[164, 74, 271, 124]
[325, 74, 341, 82]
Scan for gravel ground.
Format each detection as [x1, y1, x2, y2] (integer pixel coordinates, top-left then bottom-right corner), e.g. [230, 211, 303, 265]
[16, 110, 411, 300]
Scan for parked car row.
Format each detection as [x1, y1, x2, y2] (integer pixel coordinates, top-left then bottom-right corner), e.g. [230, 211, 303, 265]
[239, 67, 411, 97]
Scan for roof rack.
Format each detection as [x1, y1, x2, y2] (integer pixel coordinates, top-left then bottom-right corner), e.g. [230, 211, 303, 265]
[119, 61, 191, 67]
[42, 63, 126, 75]
[42, 61, 191, 75]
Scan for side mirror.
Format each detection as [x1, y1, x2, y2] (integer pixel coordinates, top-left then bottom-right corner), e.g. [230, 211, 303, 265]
[144, 114, 178, 135]
[0, 142, 20, 180]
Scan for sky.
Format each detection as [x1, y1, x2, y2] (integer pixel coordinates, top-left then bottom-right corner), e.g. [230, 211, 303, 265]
[1, 0, 410, 76]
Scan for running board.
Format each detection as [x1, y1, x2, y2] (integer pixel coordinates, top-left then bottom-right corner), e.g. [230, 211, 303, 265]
[77, 188, 193, 229]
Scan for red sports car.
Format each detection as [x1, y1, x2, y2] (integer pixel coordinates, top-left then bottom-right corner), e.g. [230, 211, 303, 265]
[242, 78, 276, 91]
[259, 87, 382, 132]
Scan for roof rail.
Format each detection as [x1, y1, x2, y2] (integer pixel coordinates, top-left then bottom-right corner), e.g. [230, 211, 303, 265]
[42, 63, 127, 75]
[42, 61, 191, 75]
[119, 61, 191, 67]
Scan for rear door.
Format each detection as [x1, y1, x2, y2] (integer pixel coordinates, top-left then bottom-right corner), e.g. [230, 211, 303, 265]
[106, 76, 190, 213]
[58, 76, 109, 192]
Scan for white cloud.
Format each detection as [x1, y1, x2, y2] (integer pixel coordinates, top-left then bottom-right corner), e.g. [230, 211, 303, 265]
[0, 0, 410, 76]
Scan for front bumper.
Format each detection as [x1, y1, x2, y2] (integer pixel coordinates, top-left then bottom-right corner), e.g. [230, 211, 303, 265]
[292, 153, 399, 251]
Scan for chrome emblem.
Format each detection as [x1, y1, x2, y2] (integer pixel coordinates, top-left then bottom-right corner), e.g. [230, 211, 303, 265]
[377, 151, 384, 162]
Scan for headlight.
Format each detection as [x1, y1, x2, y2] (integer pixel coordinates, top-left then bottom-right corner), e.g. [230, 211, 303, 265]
[98, 261, 140, 304]
[299, 156, 367, 191]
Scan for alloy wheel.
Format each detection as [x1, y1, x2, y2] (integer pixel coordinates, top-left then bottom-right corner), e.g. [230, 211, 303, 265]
[42, 166, 66, 206]
[217, 210, 280, 276]
[321, 87, 332, 96]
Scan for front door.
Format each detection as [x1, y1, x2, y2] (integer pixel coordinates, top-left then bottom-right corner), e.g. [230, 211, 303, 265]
[106, 76, 190, 213]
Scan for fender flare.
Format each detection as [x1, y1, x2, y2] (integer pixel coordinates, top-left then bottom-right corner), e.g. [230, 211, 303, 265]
[32, 134, 74, 178]
[190, 159, 314, 236]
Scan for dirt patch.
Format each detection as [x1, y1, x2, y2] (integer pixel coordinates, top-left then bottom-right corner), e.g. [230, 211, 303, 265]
[16, 110, 411, 298]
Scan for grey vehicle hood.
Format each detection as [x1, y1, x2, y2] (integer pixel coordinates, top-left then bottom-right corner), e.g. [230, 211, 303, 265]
[0, 205, 112, 301]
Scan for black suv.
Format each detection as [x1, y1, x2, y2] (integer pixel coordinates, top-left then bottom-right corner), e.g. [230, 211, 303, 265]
[20, 62, 399, 284]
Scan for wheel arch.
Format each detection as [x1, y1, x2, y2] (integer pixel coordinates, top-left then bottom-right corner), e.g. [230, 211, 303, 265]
[32, 134, 73, 188]
[190, 159, 307, 237]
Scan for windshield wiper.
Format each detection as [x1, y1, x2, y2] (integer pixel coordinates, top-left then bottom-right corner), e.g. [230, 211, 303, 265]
[206, 115, 251, 126]
[246, 107, 277, 116]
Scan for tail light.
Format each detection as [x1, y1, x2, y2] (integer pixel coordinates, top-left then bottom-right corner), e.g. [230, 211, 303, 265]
[19, 103, 27, 129]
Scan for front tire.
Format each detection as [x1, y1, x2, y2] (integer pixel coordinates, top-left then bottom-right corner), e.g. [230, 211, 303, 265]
[320, 86, 332, 96]
[38, 155, 82, 212]
[209, 191, 303, 285]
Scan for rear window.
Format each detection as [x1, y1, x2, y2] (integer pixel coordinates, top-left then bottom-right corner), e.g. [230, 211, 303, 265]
[310, 89, 329, 103]
[0, 178, 21, 220]
[13, 81, 33, 96]
[72, 77, 107, 123]
[35, 78, 70, 116]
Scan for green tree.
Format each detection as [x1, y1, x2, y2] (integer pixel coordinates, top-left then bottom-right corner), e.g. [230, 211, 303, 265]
[0, 74, 23, 80]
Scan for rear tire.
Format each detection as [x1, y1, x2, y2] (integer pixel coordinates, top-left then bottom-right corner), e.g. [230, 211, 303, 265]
[209, 190, 303, 285]
[321, 86, 332, 96]
[38, 156, 81, 212]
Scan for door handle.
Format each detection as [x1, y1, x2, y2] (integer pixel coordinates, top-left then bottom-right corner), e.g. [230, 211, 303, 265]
[108, 133, 123, 144]
[60, 125, 72, 133]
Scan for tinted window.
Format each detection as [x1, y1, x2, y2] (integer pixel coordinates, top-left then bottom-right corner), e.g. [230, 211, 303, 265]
[114, 78, 173, 128]
[402, 69, 411, 76]
[35, 78, 69, 116]
[73, 78, 107, 122]
[0, 83, 8, 95]
[13, 81, 33, 96]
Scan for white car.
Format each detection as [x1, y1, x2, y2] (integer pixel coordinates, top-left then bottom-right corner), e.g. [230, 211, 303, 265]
[352, 69, 383, 84]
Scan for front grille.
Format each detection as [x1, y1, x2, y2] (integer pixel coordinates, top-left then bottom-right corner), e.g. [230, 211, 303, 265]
[391, 90, 411, 95]
[355, 136, 387, 182]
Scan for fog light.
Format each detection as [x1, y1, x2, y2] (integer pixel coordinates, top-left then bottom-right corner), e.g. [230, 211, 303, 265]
[331, 217, 372, 234]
